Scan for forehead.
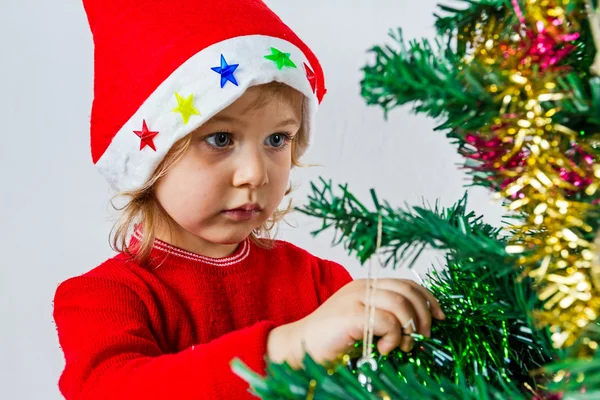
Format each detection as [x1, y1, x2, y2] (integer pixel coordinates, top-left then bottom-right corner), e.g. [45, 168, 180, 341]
[222, 84, 304, 117]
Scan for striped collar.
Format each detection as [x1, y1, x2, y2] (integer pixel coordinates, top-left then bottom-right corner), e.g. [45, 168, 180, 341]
[131, 229, 251, 267]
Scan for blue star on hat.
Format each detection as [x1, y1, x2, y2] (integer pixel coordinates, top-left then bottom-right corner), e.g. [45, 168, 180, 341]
[211, 55, 239, 88]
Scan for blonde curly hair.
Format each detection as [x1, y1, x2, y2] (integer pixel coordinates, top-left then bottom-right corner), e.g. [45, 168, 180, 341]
[109, 82, 308, 267]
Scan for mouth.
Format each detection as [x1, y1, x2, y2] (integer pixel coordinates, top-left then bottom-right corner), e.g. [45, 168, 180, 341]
[221, 203, 263, 221]
[225, 203, 263, 212]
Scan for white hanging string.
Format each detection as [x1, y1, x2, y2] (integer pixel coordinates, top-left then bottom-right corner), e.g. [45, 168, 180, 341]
[357, 213, 383, 390]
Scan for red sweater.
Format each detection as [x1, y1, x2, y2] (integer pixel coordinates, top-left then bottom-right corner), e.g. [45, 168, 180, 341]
[52, 235, 353, 399]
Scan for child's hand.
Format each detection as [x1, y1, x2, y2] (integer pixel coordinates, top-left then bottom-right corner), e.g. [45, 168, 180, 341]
[267, 279, 445, 369]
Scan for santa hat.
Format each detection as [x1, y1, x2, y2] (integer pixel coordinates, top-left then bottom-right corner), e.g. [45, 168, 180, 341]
[82, 0, 326, 192]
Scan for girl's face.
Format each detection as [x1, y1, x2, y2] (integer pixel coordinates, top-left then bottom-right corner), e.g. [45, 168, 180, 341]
[154, 85, 303, 252]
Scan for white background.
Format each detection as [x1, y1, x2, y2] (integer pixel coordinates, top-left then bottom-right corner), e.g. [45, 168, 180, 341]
[0, 0, 504, 398]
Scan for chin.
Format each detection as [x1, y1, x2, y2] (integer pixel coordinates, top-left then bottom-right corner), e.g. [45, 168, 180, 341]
[182, 215, 269, 246]
[200, 226, 256, 246]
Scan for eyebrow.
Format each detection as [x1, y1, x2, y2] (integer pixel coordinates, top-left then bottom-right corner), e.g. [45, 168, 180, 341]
[210, 115, 300, 128]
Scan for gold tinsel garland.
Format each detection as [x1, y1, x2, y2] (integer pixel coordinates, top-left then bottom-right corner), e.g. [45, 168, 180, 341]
[462, 0, 600, 349]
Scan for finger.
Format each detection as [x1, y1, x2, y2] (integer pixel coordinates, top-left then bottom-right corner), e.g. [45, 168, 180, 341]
[378, 279, 446, 320]
[398, 303, 416, 352]
[364, 289, 417, 352]
[403, 280, 445, 320]
[371, 309, 403, 355]
[349, 305, 402, 356]
[390, 283, 432, 337]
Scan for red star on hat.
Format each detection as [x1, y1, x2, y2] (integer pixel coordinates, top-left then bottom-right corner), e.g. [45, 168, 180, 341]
[133, 120, 159, 151]
[304, 62, 317, 93]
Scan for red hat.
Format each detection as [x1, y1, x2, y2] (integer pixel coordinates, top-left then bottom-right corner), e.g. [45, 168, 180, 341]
[82, 0, 326, 192]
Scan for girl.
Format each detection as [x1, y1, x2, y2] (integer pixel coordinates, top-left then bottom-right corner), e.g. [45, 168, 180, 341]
[52, 1, 445, 399]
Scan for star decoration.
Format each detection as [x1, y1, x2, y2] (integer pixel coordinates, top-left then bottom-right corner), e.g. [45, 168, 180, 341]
[172, 92, 200, 124]
[133, 120, 159, 151]
[211, 54, 239, 88]
[304, 62, 317, 93]
[264, 47, 297, 70]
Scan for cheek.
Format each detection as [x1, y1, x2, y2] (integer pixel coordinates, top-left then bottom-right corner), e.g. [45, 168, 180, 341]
[154, 157, 225, 222]
[268, 153, 292, 193]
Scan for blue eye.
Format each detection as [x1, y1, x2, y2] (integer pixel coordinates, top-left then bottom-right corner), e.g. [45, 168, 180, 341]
[266, 133, 290, 148]
[205, 132, 232, 148]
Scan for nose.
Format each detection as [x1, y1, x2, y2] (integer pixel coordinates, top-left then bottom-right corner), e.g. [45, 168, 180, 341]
[232, 145, 269, 189]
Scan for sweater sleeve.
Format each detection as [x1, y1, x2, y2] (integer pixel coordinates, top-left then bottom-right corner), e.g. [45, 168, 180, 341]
[315, 260, 353, 303]
[53, 276, 276, 400]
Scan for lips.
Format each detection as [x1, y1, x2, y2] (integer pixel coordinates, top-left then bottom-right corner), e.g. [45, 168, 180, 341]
[221, 203, 263, 222]
[225, 203, 262, 212]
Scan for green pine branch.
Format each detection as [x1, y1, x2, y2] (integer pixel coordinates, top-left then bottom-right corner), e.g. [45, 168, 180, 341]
[296, 178, 511, 266]
[232, 354, 528, 400]
[360, 28, 498, 138]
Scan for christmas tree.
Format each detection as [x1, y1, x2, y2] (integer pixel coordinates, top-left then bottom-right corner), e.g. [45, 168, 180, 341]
[233, 0, 600, 398]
